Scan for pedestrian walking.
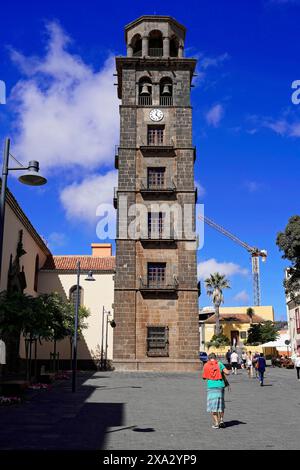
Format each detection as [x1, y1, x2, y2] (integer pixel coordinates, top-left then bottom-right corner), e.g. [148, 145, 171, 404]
[256, 353, 266, 386]
[230, 350, 239, 375]
[253, 352, 259, 378]
[291, 351, 300, 380]
[202, 353, 230, 429]
[246, 351, 253, 378]
[241, 351, 247, 370]
[225, 349, 231, 367]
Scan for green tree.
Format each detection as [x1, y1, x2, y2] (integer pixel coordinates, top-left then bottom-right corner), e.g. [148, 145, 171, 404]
[206, 333, 230, 350]
[276, 215, 300, 301]
[0, 291, 34, 372]
[205, 273, 230, 335]
[246, 321, 279, 345]
[246, 307, 255, 324]
[260, 321, 279, 343]
[246, 324, 262, 345]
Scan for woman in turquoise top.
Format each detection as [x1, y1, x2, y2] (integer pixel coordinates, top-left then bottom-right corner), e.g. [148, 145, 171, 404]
[203, 353, 230, 429]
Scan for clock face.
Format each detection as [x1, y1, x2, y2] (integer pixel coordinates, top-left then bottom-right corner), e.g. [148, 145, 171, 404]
[149, 109, 164, 122]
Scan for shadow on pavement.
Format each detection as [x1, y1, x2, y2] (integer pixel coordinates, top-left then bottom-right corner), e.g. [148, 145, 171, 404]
[133, 427, 155, 432]
[0, 373, 124, 450]
[224, 420, 246, 428]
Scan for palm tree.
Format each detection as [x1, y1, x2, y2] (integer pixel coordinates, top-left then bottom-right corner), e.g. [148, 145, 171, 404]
[205, 273, 230, 335]
[246, 307, 255, 324]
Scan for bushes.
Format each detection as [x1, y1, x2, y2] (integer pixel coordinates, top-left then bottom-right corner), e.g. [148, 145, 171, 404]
[206, 333, 231, 350]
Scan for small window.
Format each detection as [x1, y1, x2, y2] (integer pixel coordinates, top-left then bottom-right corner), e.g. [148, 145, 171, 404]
[147, 167, 165, 189]
[147, 326, 169, 357]
[147, 126, 164, 145]
[69, 285, 83, 307]
[148, 212, 165, 238]
[240, 331, 247, 340]
[147, 262, 166, 287]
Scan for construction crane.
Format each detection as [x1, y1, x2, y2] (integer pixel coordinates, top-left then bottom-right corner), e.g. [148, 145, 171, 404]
[199, 214, 267, 306]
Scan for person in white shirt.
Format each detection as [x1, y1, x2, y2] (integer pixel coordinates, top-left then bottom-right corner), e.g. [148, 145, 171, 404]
[241, 351, 247, 369]
[291, 350, 300, 380]
[230, 351, 239, 375]
[246, 351, 254, 378]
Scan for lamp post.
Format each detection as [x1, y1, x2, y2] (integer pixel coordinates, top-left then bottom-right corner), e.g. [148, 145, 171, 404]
[72, 263, 95, 393]
[0, 138, 47, 284]
[104, 312, 116, 370]
[100, 307, 112, 370]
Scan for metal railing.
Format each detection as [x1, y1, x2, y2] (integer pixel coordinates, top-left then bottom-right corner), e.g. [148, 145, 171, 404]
[138, 95, 152, 106]
[140, 178, 176, 191]
[160, 95, 173, 106]
[139, 276, 178, 290]
[149, 48, 163, 57]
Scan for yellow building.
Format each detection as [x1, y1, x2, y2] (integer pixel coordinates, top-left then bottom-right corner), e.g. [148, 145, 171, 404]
[200, 306, 275, 354]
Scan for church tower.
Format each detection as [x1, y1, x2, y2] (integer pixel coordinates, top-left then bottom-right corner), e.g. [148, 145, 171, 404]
[113, 16, 200, 371]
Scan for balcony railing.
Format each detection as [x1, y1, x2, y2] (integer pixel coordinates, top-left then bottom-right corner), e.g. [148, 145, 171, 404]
[140, 144, 175, 157]
[139, 276, 178, 292]
[149, 48, 163, 57]
[115, 145, 119, 169]
[160, 95, 173, 106]
[113, 187, 118, 209]
[140, 178, 176, 193]
[138, 95, 152, 106]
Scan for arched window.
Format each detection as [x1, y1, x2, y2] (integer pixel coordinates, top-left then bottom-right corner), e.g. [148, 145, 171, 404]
[34, 254, 39, 292]
[160, 77, 173, 106]
[149, 30, 163, 57]
[170, 36, 179, 57]
[138, 77, 152, 106]
[69, 285, 83, 307]
[131, 34, 142, 57]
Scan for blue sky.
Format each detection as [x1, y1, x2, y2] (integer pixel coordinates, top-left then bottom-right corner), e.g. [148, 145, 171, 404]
[0, 0, 300, 319]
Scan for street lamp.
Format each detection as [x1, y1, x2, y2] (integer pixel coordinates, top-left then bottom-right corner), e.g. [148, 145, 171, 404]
[72, 262, 95, 393]
[104, 312, 116, 370]
[100, 307, 110, 371]
[0, 138, 47, 284]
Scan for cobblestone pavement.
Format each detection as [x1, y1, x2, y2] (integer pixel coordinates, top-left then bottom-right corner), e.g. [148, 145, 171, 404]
[0, 367, 299, 450]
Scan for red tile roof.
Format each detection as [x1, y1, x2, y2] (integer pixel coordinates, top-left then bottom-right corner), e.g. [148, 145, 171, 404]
[205, 313, 265, 324]
[42, 256, 115, 272]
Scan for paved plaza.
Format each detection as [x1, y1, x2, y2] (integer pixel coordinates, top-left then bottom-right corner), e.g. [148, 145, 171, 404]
[0, 367, 299, 450]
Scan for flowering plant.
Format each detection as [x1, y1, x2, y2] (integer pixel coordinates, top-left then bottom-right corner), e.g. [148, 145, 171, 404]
[55, 372, 69, 380]
[0, 396, 21, 405]
[28, 383, 51, 390]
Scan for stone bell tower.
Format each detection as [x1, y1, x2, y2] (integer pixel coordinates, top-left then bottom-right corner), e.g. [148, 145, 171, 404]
[113, 16, 200, 371]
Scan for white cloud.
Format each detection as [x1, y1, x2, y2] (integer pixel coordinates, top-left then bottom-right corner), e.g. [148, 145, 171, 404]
[205, 104, 224, 127]
[249, 114, 300, 138]
[198, 258, 248, 280]
[195, 180, 206, 198]
[243, 181, 263, 193]
[201, 53, 230, 70]
[47, 232, 68, 250]
[9, 21, 119, 172]
[234, 290, 250, 304]
[60, 170, 117, 224]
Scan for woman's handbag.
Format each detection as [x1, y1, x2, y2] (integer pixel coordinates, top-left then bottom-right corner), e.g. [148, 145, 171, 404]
[221, 369, 230, 388]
